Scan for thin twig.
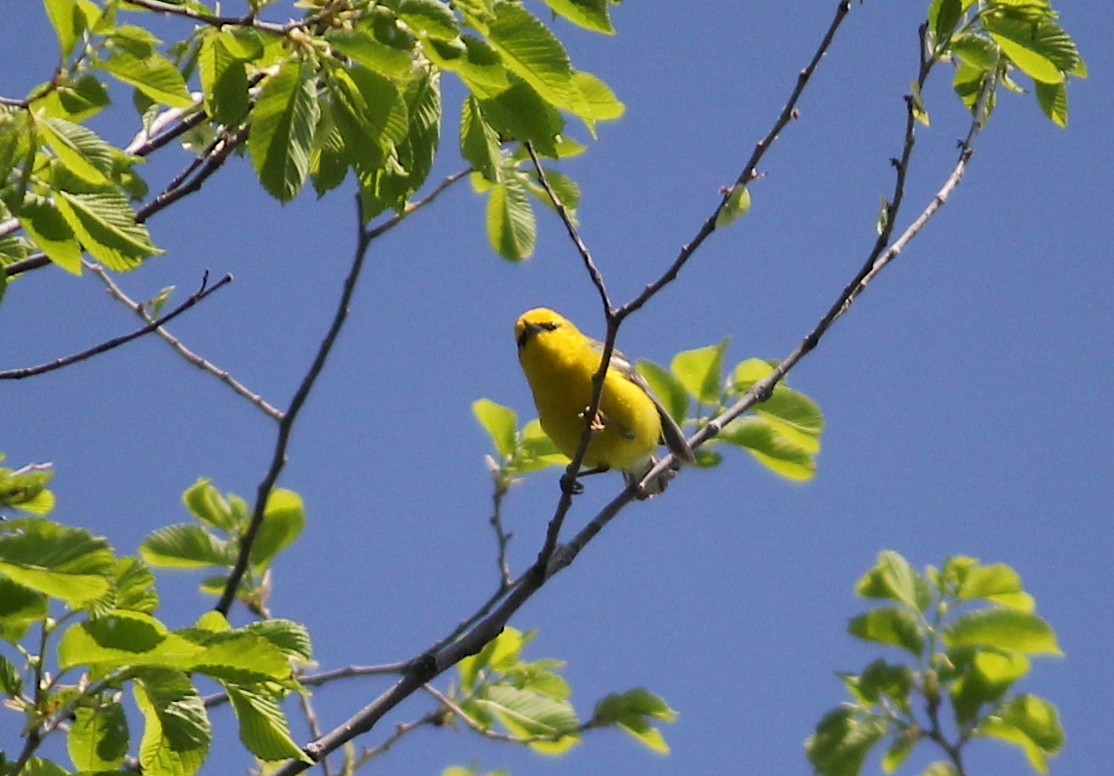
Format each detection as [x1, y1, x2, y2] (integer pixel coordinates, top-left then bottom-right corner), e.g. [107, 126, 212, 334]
[0, 272, 232, 380]
[86, 262, 284, 421]
[214, 197, 374, 615]
[297, 693, 333, 776]
[489, 483, 515, 587]
[620, 0, 853, 320]
[366, 168, 472, 241]
[351, 715, 440, 770]
[524, 142, 611, 312]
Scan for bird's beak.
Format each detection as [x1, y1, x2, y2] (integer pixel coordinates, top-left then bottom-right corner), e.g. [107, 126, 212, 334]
[516, 321, 543, 349]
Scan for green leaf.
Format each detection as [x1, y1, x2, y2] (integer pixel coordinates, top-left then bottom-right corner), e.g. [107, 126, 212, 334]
[637, 360, 689, 425]
[189, 632, 294, 684]
[249, 489, 306, 570]
[58, 611, 196, 670]
[570, 70, 623, 125]
[848, 607, 924, 656]
[881, 733, 915, 774]
[477, 683, 580, 752]
[427, 35, 510, 99]
[461, 96, 502, 182]
[17, 196, 83, 275]
[540, 0, 614, 34]
[198, 30, 251, 126]
[719, 416, 815, 481]
[140, 524, 232, 569]
[473, 399, 518, 458]
[249, 60, 320, 202]
[956, 562, 1034, 611]
[242, 618, 313, 664]
[852, 659, 914, 710]
[806, 707, 888, 776]
[945, 609, 1062, 656]
[0, 519, 115, 606]
[44, 0, 85, 57]
[133, 668, 211, 776]
[226, 685, 312, 763]
[55, 187, 161, 270]
[978, 695, 1064, 774]
[40, 73, 112, 123]
[0, 651, 23, 694]
[671, 340, 728, 405]
[715, 184, 751, 228]
[486, 3, 577, 112]
[0, 576, 47, 643]
[327, 29, 415, 77]
[479, 77, 564, 156]
[855, 550, 931, 612]
[1034, 80, 1068, 128]
[69, 701, 129, 770]
[754, 386, 824, 453]
[397, 0, 460, 41]
[114, 557, 160, 613]
[486, 174, 535, 261]
[98, 49, 195, 108]
[929, 0, 963, 45]
[593, 688, 678, 754]
[183, 479, 238, 532]
[34, 115, 114, 184]
[950, 32, 1000, 69]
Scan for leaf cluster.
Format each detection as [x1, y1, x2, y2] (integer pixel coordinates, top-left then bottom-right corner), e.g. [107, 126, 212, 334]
[806, 551, 1064, 776]
[928, 0, 1087, 128]
[446, 626, 676, 756]
[0, 461, 313, 776]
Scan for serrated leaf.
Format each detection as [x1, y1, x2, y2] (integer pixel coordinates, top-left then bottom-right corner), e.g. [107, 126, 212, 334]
[133, 668, 211, 776]
[0, 519, 115, 606]
[945, 609, 1062, 655]
[397, 0, 460, 41]
[243, 618, 313, 663]
[226, 685, 311, 763]
[17, 197, 82, 274]
[182, 479, 237, 532]
[114, 557, 160, 613]
[249, 60, 320, 202]
[478, 683, 580, 746]
[98, 49, 195, 108]
[479, 77, 564, 156]
[930, 0, 963, 45]
[140, 524, 232, 569]
[0, 577, 47, 643]
[1034, 80, 1068, 128]
[570, 70, 623, 127]
[34, 115, 114, 184]
[427, 35, 510, 99]
[473, 399, 518, 458]
[198, 30, 250, 126]
[487, 3, 577, 112]
[55, 188, 161, 270]
[327, 29, 415, 77]
[461, 96, 502, 181]
[69, 702, 129, 770]
[848, 607, 925, 656]
[486, 174, 535, 261]
[540, 0, 614, 34]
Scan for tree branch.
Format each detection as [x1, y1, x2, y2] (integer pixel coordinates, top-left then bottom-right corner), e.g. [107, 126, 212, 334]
[86, 262, 284, 421]
[0, 272, 232, 380]
[214, 196, 375, 615]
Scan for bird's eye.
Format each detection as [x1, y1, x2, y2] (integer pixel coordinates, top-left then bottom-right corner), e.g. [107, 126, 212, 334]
[541, 321, 559, 331]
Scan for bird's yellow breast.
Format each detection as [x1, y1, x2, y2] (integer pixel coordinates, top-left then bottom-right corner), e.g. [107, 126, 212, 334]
[517, 314, 662, 473]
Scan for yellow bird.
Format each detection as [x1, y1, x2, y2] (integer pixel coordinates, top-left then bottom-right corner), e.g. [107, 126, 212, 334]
[515, 308, 695, 495]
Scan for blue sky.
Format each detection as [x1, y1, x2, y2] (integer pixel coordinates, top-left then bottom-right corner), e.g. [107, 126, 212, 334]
[3, 2, 1112, 774]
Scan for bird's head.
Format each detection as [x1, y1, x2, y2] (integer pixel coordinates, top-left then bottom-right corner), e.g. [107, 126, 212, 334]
[515, 308, 575, 350]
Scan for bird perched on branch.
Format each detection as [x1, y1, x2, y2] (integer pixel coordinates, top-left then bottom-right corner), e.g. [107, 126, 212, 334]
[515, 307, 695, 496]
